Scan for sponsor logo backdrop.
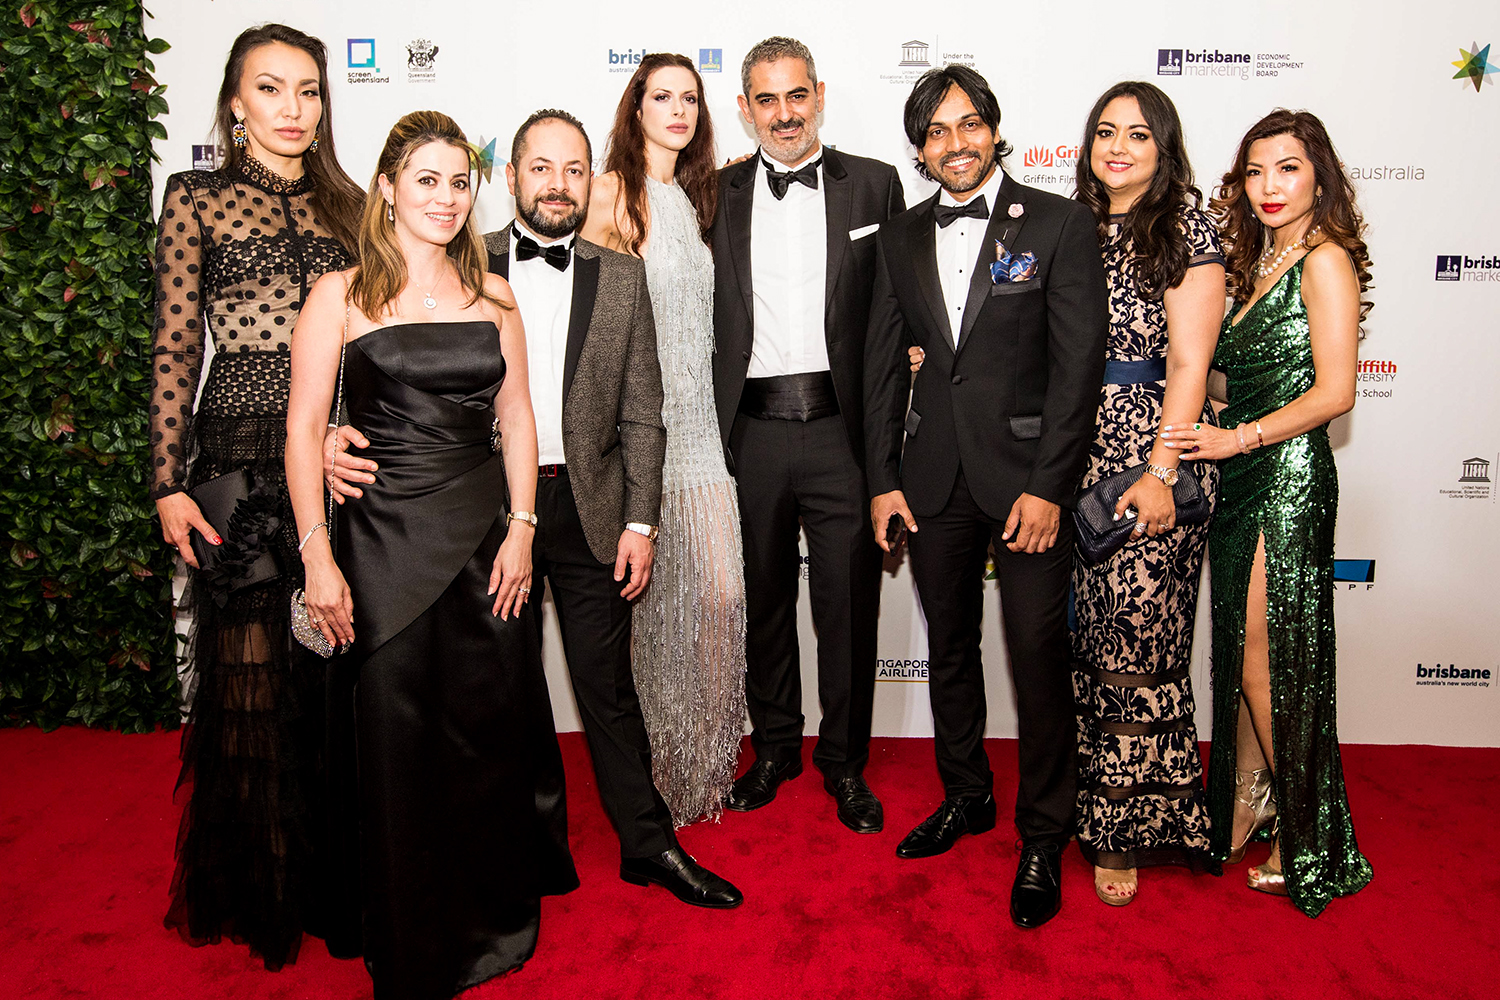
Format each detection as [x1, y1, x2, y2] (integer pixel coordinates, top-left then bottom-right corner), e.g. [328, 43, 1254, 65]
[150, 1, 1500, 746]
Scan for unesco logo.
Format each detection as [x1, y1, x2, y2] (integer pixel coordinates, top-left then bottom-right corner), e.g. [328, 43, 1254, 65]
[1158, 49, 1183, 75]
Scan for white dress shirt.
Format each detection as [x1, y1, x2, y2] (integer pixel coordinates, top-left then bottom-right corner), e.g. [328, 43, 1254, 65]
[934, 167, 1005, 345]
[748, 149, 830, 378]
[507, 223, 575, 465]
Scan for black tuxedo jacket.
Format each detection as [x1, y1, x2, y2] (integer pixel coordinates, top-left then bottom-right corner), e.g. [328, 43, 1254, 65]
[863, 172, 1107, 518]
[711, 146, 905, 469]
[484, 227, 666, 564]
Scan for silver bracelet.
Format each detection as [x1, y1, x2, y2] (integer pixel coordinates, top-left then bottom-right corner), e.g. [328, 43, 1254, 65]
[298, 521, 329, 552]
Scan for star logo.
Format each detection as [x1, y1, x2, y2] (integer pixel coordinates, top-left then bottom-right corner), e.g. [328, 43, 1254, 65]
[469, 136, 497, 184]
[1451, 41, 1494, 92]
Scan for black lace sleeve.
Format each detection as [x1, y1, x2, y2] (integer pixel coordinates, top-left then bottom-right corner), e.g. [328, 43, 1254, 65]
[149, 173, 208, 500]
[1183, 206, 1226, 269]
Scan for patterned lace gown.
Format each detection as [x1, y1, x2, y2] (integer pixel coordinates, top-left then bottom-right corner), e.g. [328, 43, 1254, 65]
[1071, 207, 1222, 873]
[151, 156, 353, 967]
[631, 177, 748, 825]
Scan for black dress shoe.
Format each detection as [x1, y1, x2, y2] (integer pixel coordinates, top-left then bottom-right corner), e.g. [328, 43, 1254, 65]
[620, 846, 744, 908]
[725, 758, 803, 812]
[895, 794, 996, 858]
[1010, 840, 1063, 928]
[825, 776, 883, 834]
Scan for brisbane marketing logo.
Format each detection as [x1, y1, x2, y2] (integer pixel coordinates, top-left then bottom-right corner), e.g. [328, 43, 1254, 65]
[1156, 47, 1303, 80]
[699, 49, 722, 74]
[1435, 254, 1500, 281]
[1415, 663, 1493, 689]
[1451, 41, 1494, 92]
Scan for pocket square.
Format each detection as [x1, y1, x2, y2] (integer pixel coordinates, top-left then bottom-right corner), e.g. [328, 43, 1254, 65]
[848, 223, 880, 241]
[990, 240, 1038, 283]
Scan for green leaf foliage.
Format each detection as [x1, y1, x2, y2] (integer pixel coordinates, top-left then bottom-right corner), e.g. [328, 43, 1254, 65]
[1, 3, 180, 732]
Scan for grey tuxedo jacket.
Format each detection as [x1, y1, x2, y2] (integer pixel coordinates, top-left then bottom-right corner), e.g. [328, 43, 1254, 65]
[484, 227, 666, 564]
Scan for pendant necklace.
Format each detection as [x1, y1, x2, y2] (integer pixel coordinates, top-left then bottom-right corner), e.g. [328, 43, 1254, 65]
[1258, 225, 1320, 278]
[414, 271, 442, 309]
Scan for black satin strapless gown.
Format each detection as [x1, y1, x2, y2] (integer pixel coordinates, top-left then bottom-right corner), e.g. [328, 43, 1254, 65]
[330, 322, 578, 1000]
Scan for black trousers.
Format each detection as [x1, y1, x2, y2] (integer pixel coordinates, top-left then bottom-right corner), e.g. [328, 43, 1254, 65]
[906, 469, 1076, 845]
[729, 413, 882, 780]
[532, 471, 676, 858]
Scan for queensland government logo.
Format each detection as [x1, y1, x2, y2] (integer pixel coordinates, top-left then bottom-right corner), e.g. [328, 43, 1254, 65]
[1416, 663, 1493, 688]
[699, 48, 722, 73]
[1155, 47, 1302, 80]
[1436, 254, 1500, 282]
[347, 38, 389, 85]
[407, 39, 438, 83]
[1452, 41, 1494, 92]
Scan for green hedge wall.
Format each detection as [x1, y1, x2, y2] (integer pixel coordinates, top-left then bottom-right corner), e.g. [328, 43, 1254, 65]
[0, 3, 179, 731]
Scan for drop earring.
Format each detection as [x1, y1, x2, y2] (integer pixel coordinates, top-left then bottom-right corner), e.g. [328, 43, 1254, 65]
[232, 117, 248, 148]
[309, 132, 319, 154]
[386, 203, 394, 223]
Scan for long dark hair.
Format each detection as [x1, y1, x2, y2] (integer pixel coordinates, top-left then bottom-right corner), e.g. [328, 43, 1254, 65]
[213, 23, 363, 254]
[1074, 81, 1200, 296]
[602, 53, 718, 255]
[1210, 109, 1373, 319]
[348, 111, 504, 321]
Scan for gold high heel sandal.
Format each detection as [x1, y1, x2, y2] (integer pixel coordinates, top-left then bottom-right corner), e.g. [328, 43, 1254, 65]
[1247, 858, 1289, 896]
[1227, 768, 1277, 864]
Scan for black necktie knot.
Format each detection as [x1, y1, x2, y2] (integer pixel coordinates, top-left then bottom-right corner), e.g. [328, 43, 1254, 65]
[934, 195, 989, 229]
[516, 232, 572, 271]
[765, 157, 821, 200]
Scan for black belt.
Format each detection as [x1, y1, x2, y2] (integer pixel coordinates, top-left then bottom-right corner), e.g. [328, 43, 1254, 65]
[539, 463, 566, 477]
[738, 372, 839, 422]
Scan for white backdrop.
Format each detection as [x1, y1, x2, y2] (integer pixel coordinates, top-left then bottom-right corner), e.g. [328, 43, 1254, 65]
[151, 1, 1500, 747]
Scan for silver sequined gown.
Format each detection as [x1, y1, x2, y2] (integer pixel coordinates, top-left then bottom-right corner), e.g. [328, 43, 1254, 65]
[631, 177, 748, 825]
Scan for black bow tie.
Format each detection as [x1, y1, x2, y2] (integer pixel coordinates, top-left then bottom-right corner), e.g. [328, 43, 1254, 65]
[764, 157, 821, 200]
[934, 195, 989, 229]
[515, 233, 572, 271]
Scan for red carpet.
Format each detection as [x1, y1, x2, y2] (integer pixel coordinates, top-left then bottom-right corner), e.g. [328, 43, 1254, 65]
[1, 727, 1494, 999]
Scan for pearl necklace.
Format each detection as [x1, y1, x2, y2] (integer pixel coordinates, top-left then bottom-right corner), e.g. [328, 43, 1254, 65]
[1258, 225, 1320, 278]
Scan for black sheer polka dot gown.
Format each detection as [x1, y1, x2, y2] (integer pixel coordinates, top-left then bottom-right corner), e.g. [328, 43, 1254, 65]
[150, 155, 353, 969]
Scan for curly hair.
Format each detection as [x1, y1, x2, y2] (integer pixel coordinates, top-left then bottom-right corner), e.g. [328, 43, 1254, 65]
[1074, 81, 1202, 297]
[1210, 109, 1373, 320]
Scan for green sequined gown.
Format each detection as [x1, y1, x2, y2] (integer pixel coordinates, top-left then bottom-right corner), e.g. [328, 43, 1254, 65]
[1206, 257, 1372, 916]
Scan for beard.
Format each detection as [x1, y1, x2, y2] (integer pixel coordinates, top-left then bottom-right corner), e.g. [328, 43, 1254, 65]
[932, 144, 997, 195]
[517, 188, 586, 239]
[757, 114, 819, 165]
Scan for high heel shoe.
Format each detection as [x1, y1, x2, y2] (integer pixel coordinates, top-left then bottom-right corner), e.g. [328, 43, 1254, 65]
[1227, 767, 1277, 864]
[1247, 860, 1289, 896]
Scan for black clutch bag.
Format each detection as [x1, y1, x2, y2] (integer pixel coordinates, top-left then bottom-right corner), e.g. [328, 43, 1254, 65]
[1072, 464, 1209, 565]
[188, 469, 283, 597]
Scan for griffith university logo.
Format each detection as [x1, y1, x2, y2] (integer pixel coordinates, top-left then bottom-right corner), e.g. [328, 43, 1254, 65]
[1356, 359, 1396, 401]
[1452, 41, 1494, 92]
[1022, 143, 1081, 170]
[1435, 254, 1500, 281]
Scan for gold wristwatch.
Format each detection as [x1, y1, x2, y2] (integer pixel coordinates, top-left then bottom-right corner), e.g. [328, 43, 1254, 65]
[1145, 463, 1179, 486]
[507, 510, 538, 527]
[625, 522, 659, 542]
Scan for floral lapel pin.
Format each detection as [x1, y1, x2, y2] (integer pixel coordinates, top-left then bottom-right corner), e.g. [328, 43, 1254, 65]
[1008, 203, 1025, 218]
[991, 240, 1038, 284]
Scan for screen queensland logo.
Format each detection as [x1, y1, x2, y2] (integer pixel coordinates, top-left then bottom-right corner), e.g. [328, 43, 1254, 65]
[1435, 254, 1500, 282]
[346, 38, 389, 85]
[1156, 46, 1303, 80]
